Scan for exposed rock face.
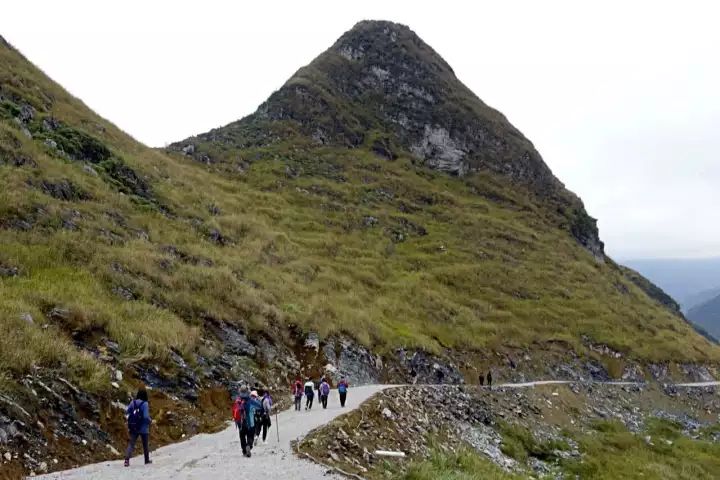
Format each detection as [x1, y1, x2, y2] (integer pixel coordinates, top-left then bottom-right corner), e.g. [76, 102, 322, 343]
[322, 338, 382, 385]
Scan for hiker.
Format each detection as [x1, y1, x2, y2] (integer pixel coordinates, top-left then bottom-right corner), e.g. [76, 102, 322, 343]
[251, 390, 263, 443]
[124, 388, 152, 467]
[304, 377, 315, 410]
[260, 390, 273, 444]
[292, 377, 303, 411]
[487, 370, 493, 388]
[337, 377, 349, 407]
[232, 385, 262, 458]
[319, 378, 330, 409]
[479, 373, 485, 386]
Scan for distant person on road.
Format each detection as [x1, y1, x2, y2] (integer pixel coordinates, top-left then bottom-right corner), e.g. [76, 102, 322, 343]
[319, 378, 330, 409]
[124, 388, 152, 467]
[479, 373, 485, 386]
[260, 389, 273, 444]
[337, 377, 349, 407]
[233, 386, 262, 458]
[487, 370, 493, 388]
[292, 377, 303, 411]
[304, 377, 315, 410]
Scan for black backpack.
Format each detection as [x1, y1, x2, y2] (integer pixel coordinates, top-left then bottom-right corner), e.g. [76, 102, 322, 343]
[127, 400, 145, 432]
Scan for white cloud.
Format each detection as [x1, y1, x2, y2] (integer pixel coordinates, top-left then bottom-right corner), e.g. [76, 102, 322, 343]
[2, 0, 718, 258]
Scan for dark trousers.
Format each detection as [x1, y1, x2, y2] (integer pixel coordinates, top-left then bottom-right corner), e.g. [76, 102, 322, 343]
[238, 422, 254, 453]
[254, 417, 262, 438]
[294, 396, 302, 411]
[306, 395, 314, 409]
[125, 431, 149, 463]
[320, 394, 328, 408]
[261, 417, 271, 441]
[339, 391, 347, 407]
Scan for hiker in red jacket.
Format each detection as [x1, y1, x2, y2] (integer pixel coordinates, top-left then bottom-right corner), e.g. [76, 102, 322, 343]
[337, 377, 349, 407]
[292, 377, 303, 411]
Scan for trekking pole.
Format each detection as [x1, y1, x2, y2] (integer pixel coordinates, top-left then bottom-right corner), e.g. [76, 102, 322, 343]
[275, 412, 280, 442]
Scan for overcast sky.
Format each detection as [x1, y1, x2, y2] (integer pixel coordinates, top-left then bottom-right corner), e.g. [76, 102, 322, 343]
[2, 1, 718, 260]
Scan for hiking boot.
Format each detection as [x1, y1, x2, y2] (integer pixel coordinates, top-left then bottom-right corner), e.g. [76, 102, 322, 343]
[145, 460, 152, 465]
[124, 459, 130, 467]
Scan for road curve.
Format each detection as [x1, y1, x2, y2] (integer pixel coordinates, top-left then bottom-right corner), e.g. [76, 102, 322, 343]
[35, 385, 387, 480]
[32, 379, 718, 479]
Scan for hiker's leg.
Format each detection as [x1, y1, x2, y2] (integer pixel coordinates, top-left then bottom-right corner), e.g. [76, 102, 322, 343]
[125, 431, 139, 461]
[340, 392, 346, 407]
[262, 420, 268, 441]
[244, 426, 254, 451]
[240, 425, 248, 453]
[141, 433, 150, 463]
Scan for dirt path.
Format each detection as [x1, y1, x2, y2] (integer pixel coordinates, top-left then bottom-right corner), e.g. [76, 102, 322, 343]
[494, 380, 720, 389]
[33, 379, 718, 479]
[35, 385, 387, 480]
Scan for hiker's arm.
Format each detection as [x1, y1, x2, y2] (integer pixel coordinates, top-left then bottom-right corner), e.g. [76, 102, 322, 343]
[143, 402, 151, 422]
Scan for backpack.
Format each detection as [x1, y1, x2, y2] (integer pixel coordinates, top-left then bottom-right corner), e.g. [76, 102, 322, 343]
[338, 382, 347, 393]
[232, 398, 246, 423]
[321, 382, 330, 396]
[294, 381, 303, 397]
[127, 400, 145, 433]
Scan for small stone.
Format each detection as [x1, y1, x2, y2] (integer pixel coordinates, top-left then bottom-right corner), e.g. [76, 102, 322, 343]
[107, 444, 121, 456]
[3, 452, 11, 461]
[381, 407, 394, 420]
[39, 461, 48, 472]
[114, 370, 123, 382]
[111, 382, 120, 389]
[81, 439, 88, 446]
[20, 313, 34, 325]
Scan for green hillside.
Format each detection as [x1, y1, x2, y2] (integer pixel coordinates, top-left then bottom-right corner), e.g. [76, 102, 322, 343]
[1, 22, 718, 401]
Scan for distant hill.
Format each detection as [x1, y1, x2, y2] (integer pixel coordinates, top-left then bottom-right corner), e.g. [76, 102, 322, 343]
[685, 286, 720, 312]
[623, 258, 720, 310]
[688, 293, 720, 340]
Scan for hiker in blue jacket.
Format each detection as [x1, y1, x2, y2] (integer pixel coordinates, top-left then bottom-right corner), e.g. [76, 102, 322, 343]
[124, 388, 152, 467]
[233, 386, 263, 457]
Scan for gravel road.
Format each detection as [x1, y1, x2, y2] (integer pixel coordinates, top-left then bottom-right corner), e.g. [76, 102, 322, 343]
[35, 385, 387, 480]
[32, 379, 718, 479]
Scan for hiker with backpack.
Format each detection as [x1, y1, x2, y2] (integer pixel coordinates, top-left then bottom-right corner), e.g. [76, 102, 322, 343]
[304, 377, 315, 410]
[124, 388, 152, 467]
[292, 377, 303, 411]
[232, 386, 263, 457]
[259, 389, 273, 444]
[337, 377, 349, 407]
[319, 378, 330, 409]
[251, 390, 263, 444]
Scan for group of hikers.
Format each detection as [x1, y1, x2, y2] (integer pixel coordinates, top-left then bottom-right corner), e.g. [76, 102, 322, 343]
[292, 376, 349, 411]
[122, 377, 352, 465]
[231, 384, 275, 457]
[123, 370, 498, 465]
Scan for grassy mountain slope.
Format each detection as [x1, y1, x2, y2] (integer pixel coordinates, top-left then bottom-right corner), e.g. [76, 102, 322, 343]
[0, 21, 717, 403]
[1, 21, 719, 477]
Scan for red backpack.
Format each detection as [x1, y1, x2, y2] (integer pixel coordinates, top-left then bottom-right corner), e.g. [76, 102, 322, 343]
[232, 398, 246, 423]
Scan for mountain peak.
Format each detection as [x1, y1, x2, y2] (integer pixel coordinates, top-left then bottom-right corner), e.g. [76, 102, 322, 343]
[171, 21, 604, 256]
